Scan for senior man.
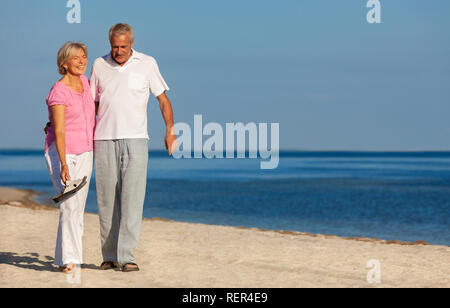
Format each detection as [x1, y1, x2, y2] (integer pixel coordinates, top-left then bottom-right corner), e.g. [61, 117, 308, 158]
[91, 23, 176, 272]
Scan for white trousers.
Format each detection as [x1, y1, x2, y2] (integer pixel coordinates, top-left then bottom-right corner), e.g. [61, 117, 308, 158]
[45, 143, 93, 266]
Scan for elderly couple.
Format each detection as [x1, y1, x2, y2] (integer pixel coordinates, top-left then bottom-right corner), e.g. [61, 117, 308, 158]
[44, 23, 177, 273]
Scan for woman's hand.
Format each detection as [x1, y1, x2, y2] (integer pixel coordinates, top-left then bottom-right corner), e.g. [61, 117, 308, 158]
[60, 164, 71, 184]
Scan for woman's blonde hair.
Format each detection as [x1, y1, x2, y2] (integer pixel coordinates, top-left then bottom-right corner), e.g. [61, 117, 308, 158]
[57, 42, 88, 75]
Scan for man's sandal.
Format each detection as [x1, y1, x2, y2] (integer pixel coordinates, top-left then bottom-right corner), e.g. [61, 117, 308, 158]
[100, 261, 119, 270]
[122, 263, 139, 272]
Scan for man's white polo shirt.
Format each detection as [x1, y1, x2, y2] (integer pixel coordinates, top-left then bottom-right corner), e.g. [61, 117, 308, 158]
[90, 49, 170, 140]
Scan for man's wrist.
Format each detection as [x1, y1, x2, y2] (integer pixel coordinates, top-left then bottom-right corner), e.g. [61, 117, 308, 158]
[166, 125, 174, 134]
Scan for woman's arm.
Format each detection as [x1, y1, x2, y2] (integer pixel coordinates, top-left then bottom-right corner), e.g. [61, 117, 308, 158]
[51, 105, 71, 184]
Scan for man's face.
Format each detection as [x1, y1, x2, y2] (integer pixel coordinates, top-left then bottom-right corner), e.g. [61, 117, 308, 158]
[110, 33, 134, 66]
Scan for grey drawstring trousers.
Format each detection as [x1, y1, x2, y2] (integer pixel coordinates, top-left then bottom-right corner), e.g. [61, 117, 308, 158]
[94, 139, 148, 265]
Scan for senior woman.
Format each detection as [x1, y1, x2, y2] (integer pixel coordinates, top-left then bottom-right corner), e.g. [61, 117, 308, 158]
[44, 42, 95, 273]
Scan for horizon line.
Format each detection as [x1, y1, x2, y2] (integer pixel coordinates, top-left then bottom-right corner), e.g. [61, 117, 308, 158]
[1, 148, 450, 153]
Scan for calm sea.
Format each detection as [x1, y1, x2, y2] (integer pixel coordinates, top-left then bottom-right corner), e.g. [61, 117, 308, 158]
[0, 150, 449, 246]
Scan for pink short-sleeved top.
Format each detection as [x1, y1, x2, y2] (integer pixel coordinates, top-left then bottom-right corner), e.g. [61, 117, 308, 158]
[45, 75, 96, 155]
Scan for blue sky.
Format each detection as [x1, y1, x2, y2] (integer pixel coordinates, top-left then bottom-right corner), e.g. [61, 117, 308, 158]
[0, 0, 449, 150]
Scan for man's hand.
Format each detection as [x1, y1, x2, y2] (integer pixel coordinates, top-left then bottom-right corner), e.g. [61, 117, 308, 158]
[44, 122, 51, 135]
[157, 92, 177, 155]
[165, 127, 178, 155]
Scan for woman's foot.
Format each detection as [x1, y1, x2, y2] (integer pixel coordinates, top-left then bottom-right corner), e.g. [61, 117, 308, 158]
[58, 263, 76, 273]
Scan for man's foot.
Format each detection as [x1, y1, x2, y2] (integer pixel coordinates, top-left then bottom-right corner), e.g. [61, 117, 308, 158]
[122, 263, 139, 272]
[100, 261, 120, 270]
[58, 263, 75, 274]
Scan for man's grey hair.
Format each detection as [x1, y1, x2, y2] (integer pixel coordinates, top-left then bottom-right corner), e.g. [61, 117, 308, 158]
[109, 23, 134, 43]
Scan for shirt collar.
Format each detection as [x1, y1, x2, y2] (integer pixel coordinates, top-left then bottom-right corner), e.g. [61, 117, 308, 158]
[106, 49, 141, 68]
[129, 49, 142, 61]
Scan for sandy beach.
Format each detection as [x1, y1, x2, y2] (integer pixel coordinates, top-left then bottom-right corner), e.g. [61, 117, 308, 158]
[0, 186, 449, 288]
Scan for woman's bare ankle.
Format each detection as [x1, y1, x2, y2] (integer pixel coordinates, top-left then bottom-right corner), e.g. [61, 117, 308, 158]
[58, 263, 76, 273]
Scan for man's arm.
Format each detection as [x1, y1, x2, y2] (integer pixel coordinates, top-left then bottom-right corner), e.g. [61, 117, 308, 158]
[90, 62, 100, 116]
[157, 91, 177, 155]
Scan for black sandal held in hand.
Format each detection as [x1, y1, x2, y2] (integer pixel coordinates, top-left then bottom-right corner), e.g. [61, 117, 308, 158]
[122, 263, 140, 272]
[52, 176, 88, 203]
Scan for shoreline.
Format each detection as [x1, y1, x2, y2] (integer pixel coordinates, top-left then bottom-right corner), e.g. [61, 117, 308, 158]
[0, 186, 445, 248]
[0, 186, 56, 211]
[1, 185, 449, 287]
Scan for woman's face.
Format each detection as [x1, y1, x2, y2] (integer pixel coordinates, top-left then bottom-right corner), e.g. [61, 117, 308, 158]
[64, 48, 87, 76]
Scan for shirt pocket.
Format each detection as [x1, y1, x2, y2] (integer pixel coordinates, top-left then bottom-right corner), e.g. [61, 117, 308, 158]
[128, 72, 148, 90]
